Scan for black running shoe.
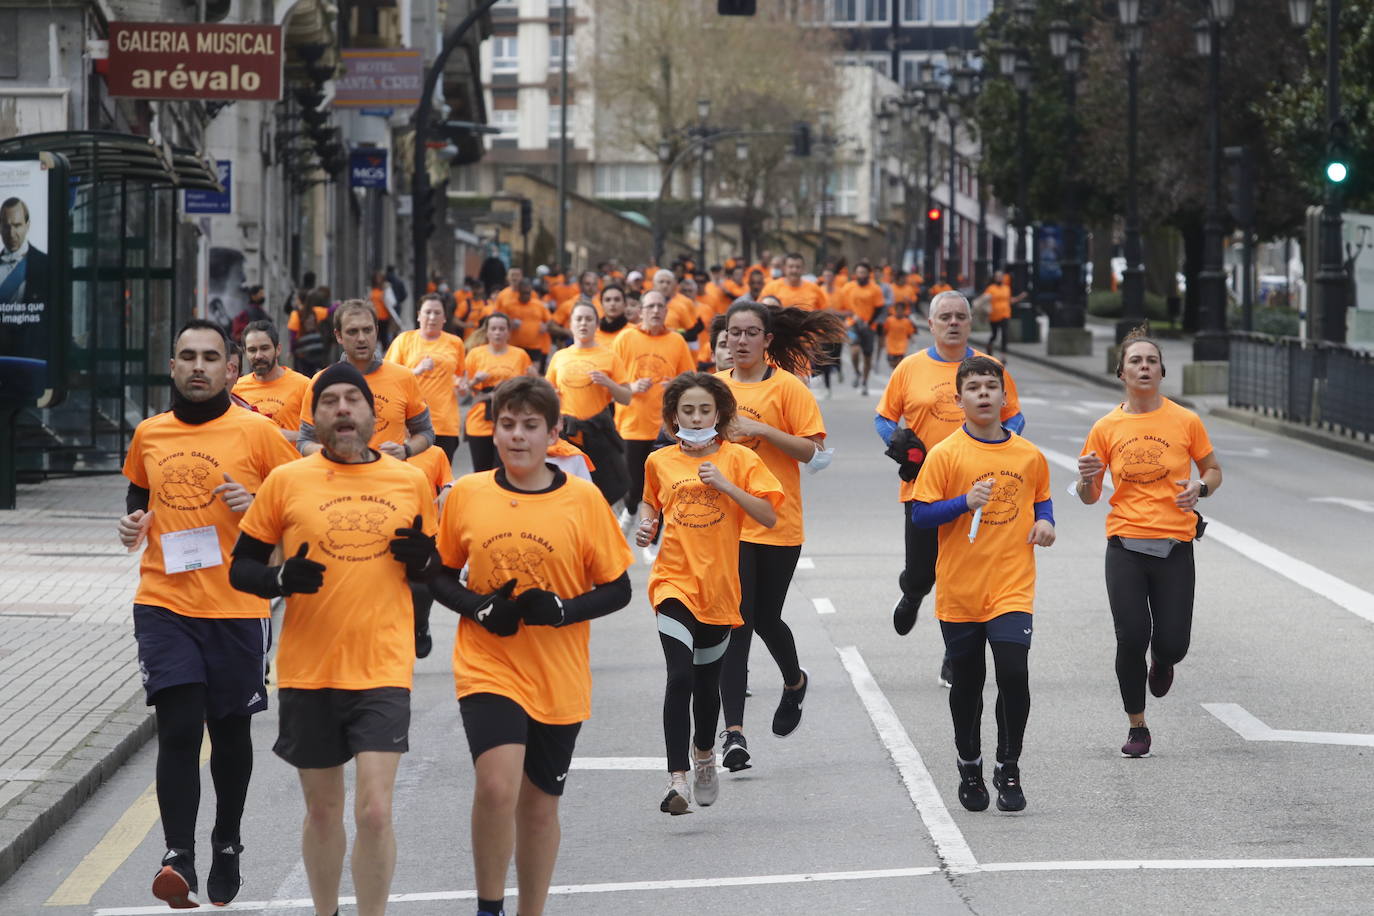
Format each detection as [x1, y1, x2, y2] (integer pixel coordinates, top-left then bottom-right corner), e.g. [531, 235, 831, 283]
[892, 594, 919, 636]
[1121, 726, 1152, 758]
[720, 729, 752, 771]
[938, 659, 953, 689]
[151, 848, 198, 909]
[993, 761, 1026, 812]
[1147, 658, 1174, 698]
[206, 837, 243, 906]
[956, 760, 990, 812]
[416, 626, 433, 659]
[772, 668, 809, 737]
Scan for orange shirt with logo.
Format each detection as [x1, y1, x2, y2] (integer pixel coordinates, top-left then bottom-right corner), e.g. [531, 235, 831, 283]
[300, 360, 428, 450]
[239, 453, 436, 689]
[840, 281, 884, 324]
[719, 368, 823, 546]
[232, 367, 310, 431]
[124, 408, 301, 619]
[612, 327, 695, 441]
[884, 315, 917, 356]
[504, 298, 553, 353]
[553, 294, 601, 329]
[643, 442, 784, 625]
[595, 325, 627, 349]
[545, 344, 628, 420]
[877, 348, 1022, 502]
[761, 279, 829, 311]
[408, 444, 454, 494]
[913, 428, 1051, 623]
[437, 472, 633, 723]
[463, 345, 533, 436]
[385, 331, 467, 437]
[985, 282, 1013, 322]
[1081, 399, 1215, 542]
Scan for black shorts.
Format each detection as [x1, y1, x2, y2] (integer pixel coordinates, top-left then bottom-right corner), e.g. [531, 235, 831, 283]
[940, 611, 1034, 656]
[274, 686, 411, 769]
[133, 604, 270, 719]
[459, 693, 582, 796]
[852, 323, 876, 355]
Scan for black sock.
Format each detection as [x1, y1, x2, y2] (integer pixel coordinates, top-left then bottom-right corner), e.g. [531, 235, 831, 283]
[478, 897, 505, 916]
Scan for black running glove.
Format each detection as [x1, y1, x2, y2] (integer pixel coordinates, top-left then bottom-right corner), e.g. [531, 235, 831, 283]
[389, 514, 437, 577]
[516, 588, 564, 627]
[474, 579, 521, 637]
[278, 544, 326, 595]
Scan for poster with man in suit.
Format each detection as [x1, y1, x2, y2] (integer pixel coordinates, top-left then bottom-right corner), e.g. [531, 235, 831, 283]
[0, 196, 49, 305]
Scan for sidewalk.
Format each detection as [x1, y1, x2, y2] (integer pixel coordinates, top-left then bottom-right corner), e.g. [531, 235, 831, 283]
[0, 476, 152, 884]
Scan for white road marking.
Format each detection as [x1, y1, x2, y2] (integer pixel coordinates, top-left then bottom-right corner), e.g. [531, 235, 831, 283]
[957, 858, 1374, 875]
[1310, 496, 1374, 513]
[1203, 703, 1374, 748]
[836, 645, 978, 870]
[1215, 446, 1271, 458]
[1040, 447, 1374, 625]
[569, 757, 665, 770]
[796, 557, 815, 570]
[814, 597, 836, 615]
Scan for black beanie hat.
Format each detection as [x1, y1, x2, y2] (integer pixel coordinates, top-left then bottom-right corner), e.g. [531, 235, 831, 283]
[312, 362, 375, 413]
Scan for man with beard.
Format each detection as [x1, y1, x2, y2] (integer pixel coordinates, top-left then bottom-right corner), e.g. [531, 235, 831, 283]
[118, 319, 300, 908]
[234, 320, 310, 440]
[838, 261, 885, 396]
[231, 363, 437, 916]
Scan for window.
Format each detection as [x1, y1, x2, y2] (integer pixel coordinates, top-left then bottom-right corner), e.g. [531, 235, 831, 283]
[933, 0, 958, 22]
[547, 104, 568, 142]
[965, 0, 991, 21]
[833, 163, 859, 216]
[491, 36, 518, 72]
[902, 0, 925, 22]
[866, 55, 890, 77]
[549, 34, 575, 70]
[594, 164, 659, 199]
[864, 0, 887, 20]
[490, 109, 519, 137]
[832, 0, 858, 23]
[901, 56, 922, 88]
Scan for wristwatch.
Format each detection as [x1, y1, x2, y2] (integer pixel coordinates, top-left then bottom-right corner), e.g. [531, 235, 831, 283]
[1198, 481, 1210, 498]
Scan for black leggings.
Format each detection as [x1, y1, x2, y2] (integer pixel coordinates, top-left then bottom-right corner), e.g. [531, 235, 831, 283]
[901, 500, 939, 602]
[154, 683, 254, 850]
[624, 439, 656, 515]
[658, 599, 731, 773]
[721, 542, 803, 729]
[987, 319, 1010, 354]
[579, 425, 630, 507]
[468, 435, 497, 472]
[947, 641, 1030, 764]
[1106, 539, 1196, 715]
[435, 435, 460, 462]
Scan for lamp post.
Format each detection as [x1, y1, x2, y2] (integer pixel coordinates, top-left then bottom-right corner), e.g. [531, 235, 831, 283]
[922, 82, 942, 280]
[1193, 0, 1233, 361]
[817, 109, 833, 270]
[696, 98, 710, 269]
[1049, 22, 1085, 329]
[1117, 5, 1147, 342]
[947, 54, 973, 287]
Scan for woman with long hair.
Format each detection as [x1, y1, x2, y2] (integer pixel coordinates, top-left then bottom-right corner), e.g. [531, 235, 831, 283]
[461, 313, 532, 472]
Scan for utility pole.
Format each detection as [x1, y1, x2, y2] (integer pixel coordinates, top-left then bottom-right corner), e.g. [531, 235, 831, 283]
[555, 0, 569, 272]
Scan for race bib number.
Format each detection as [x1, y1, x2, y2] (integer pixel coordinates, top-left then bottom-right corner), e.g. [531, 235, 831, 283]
[160, 525, 223, 574]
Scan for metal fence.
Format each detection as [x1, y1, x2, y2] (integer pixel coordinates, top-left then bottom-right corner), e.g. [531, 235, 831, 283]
[1228, 332, 1374, 440]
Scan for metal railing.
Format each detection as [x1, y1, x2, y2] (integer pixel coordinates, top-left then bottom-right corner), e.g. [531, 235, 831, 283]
[1228, 332, 1374, 440]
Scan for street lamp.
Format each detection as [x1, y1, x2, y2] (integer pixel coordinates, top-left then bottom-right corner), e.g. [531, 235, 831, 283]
[1117, 7, 1147, 342]
[1194, 0, 1232, 361]
[816, 109, 834, 270]
[697, 99, 711, 269]
[1009, 57, 1032, 297]
[945, 91, 962, 287]
[1050, 26, 1086, 331]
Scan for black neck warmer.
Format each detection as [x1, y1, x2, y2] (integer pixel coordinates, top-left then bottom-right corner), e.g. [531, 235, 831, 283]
[598, 314, 628, 335]
[171, 387, 232, 424]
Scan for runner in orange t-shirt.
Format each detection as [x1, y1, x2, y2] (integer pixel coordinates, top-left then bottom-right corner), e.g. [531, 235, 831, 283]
[883, 305, 918, 368]
[1077, 329, 1221, 760]
[234, 319, 311, 439]
[593, 282, 632, 348]
[385, 293, 467, 461]
[232, 362, 437, 916]
[427, 376, 633, 916]
[978, 272, 1024, 358]
[119, 320, 300, 908]
[638, 372, 783, 814]
[911, 355, 1053, 813]
[503, 279, 554, 371]
[761, 253, 829, 312]
[462, 312, 534, 472]
[838, 261, 886, 395]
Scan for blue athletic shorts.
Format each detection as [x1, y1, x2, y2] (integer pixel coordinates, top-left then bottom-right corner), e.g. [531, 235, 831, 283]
[939, 611, 1034, 656]
[133, 604, 270, 719]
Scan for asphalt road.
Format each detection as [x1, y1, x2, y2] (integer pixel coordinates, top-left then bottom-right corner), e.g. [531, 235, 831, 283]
[5, 355, 1374, 915]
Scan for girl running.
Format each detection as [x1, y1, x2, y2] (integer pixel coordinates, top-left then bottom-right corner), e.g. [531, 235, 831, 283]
[717, 301, 846, 772]
[1076, 327, 1222, 759]
[462, 313, 532, 472]
[638, 373, 783, 814]
[386, 293, 467, 461]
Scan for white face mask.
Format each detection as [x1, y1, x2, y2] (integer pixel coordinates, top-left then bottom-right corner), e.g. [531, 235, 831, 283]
[675, 425, 718, 446]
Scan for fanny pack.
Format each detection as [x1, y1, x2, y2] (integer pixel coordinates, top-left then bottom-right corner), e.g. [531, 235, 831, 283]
[1115, 537, 1178, 558]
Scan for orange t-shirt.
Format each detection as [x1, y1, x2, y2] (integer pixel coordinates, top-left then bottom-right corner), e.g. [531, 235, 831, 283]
[705, 282, 734, 314]
[761, 279, 828, 311]
[545, 344, 628, 420]
[300, 360, 429, 449]
[463, 345, 533, 436]
[913, 428, 1051, 623]
[695, 302, 716, 364]
[1081, 399, 1215, 542]
[437, 471, 633, 723]
[493, 286, 520, 312]
[893, 282, 920, 309]
[719, 368, 823, 546]
[287, 306, 330, 334]
[239, 453, 437, 688]
[883, 315, 917, 356]
[643, 442, 784, 625]
[123, 407, 301, 619]
[232, 367, 310, 431]
[553, 294, 601, 328]
[612, 327, 695, 441]
[548, 437, 595, 476]
[505, 298, 553, 353]
[595, 325, 627, 349]
[408, 443, 454, 494]
[665, 293, 699, 335]
[370, 286, 391, 322]
[928, 282, 954, 298]
[985, 282, 1013, 322]
[840, 281, 884, 325]
[877, 347, 1022, 502]
[384, 330, 466, 437]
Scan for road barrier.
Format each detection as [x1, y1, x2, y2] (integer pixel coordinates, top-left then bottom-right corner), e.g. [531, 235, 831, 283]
[1228, 332, 1374, 440]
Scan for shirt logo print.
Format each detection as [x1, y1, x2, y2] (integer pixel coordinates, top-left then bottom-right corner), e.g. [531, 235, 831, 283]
[319, 506, 392, 561]
[488, 547, 551, 592]
[982, 480, 1021, 525]
[931, 382, 963, 422]
[159, 462, 216, 510]
[1119, 443, 1169, 484]
[673, 484, 725, 528]
[559, 357, 599, 389]
[630, 352, 671, 384]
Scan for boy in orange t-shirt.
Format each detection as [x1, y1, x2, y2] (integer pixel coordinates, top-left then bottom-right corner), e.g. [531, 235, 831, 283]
[427, 376, 633, 916]
[884, 305, 918, 368]
[911, 356, 1053, 816]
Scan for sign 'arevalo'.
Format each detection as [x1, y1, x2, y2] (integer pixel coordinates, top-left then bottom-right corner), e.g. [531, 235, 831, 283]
[106, 22, 284, 102]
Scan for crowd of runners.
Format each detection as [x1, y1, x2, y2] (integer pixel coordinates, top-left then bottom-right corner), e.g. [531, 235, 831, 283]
[117, 249, 1220, 915]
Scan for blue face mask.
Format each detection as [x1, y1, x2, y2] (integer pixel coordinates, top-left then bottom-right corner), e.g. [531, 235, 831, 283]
[675, 425, 718, 446]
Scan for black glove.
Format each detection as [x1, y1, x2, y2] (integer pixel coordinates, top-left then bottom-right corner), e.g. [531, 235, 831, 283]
[884, 428, 928, 482]
[517, 588, 564, 627]
[278, 544, 325, 595]
[474, 579, 521, 637]
[389, 514, 437, 577]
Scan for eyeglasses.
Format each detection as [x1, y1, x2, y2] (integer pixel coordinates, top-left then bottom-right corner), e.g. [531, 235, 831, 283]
[726, 327, 765, 339]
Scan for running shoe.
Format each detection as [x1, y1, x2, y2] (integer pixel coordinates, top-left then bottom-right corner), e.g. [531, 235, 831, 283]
[692, 752, 719, 806]
[415, 625, 433, 659]
[660, 773, 692, 815]
[1121, 726, 1152, 758]
[720, 730, 752, 772]
[206, 836, 243, 906]
[1147, 658, 1174, 698]
[772, 668, 809, 737]
[617, 507, 636, 534]
[892, 593, 919, 636]
[938, 659, 953, 689]
[861, 385, 869, 396]
[151, 848, 198, 909]
[992, 761, 1026, 812]
[956, 760, 990, 812]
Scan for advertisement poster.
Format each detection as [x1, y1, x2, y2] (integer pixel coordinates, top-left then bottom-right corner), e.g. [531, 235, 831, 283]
[0, 154, 66, 407]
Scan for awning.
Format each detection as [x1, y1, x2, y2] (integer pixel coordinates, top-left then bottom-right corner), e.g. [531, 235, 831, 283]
[0, 131, 224, 192]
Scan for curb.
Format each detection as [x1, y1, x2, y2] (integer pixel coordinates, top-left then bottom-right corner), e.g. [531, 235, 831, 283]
[0, 690, 155, 886]
[1209, 407, 1374, 464]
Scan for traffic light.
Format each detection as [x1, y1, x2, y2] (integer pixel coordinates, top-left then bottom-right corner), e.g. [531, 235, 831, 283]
[717, 0, 757, 14]
[520, 198, 533, 235]
[792, 122, 811, 158]
[926, 206, 943, 234]
[1325, 119, 1350, 185]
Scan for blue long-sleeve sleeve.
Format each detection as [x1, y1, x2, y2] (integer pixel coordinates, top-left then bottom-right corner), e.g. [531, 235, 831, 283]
[909, 495, 969, 528]
[874, 413, 899, 446]
[1034, 498, 1054, 526]
[1004, 411, 1026, 435]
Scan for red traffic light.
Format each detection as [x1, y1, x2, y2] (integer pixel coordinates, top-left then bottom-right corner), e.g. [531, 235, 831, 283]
[926, 207, 942, 221]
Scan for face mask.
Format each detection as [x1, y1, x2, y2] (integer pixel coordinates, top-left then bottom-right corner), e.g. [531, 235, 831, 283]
[675, 425, 718, 445]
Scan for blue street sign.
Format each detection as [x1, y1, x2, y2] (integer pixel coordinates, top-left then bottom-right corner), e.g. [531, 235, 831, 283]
[349, 148, 388, 190]
[184, 160, 232, 215]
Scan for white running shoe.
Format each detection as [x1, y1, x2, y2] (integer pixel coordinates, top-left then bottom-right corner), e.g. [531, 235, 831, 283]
[692, 753, 719, 807]
[660, 772, 692, 815]
[618, 507, 636, 535]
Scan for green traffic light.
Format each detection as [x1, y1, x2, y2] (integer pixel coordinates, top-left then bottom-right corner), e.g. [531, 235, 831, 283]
[1326, 160, 1349, 183]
